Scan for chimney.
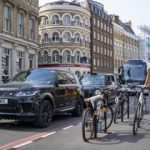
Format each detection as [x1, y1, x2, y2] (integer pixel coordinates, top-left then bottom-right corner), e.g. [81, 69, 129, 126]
[125, 20, 132, 28]
[115, 15, 119, 22]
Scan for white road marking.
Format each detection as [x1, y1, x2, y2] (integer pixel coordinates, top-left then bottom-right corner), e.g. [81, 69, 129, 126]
[12, 141, 33, 148]
[41, 131, 56, 138]
[63, 125, 73, 130]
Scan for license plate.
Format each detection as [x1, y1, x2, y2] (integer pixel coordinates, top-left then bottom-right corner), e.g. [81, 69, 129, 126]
[0, 99, 8, 104]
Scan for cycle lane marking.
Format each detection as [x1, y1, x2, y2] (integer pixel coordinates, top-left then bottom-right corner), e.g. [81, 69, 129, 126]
[0, 120, 81, 150]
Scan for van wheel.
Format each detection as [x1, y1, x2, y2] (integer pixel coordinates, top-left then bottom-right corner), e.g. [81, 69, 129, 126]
[72, 98, 83, 117]
[34, 100, 53, 128]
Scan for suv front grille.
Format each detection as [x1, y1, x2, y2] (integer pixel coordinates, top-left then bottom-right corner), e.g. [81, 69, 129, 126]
[0, 91, 17, 97]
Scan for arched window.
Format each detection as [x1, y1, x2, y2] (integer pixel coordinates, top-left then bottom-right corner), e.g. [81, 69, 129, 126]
[87, 36, 90, 42]
[52, 50, 59, 62]
[83, 34, 86, 44]
[44, 33, 49, 43]
[44, 51, 48, 63]
[74, 33, 80, 43]
[75, 51, 80, 63]
[44, 16, 48, 25]
[52, 15, 59, 25]
[52, 32, 59, 42]
[63, 32, 71, 42]
[74, 16, 80, 26]
[82, 18, 86, 27]
[83, 52, 86, 57]
[63, 50, 71, 62]
[63, 15, 71, 25]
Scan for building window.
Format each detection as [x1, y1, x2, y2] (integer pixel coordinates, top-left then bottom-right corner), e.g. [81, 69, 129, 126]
[74, 16, 80, 26]
[29, 18, 34, 40]
[29, 54, 34, 69]
[18, 13, 24, 37]
[63, 15, 71, 25]
[52, 15, 59, 25]
[44, 33, 49, 43]
[82, 18, 86, 27]
[2, 48, 10, 80]
[63, 32, 71, 42]
[63, 50, 71, 62]
[16, 51, 24, 71]
[75, 51, 80, 63]
[93, 58, 96, 66]
[43, 51, 48, 63]
[94, 31, 96, 39]
[74, 33, 80, 43]
[52, 50, 59, 62]
[3, 5, 11, 32]
[93, 18, 96, 25]
[43, 16, 48, 26]
[52, 32, 59, 42]
[83, 35, 86, 44]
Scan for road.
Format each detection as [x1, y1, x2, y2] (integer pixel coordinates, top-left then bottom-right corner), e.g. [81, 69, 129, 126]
[0, 96, 150, 150]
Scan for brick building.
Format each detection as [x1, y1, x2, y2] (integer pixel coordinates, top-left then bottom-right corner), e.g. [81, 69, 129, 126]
[0, 0, 39, 81]
[84, 0, 114, 73]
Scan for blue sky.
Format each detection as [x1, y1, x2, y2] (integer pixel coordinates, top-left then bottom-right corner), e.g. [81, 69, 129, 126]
[39, 0, 150, 34]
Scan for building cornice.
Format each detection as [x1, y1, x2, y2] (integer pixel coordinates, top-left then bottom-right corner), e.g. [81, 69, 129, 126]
[39, 4, 91, 17]
[39, 26, 90, 33]
[0, 33, 39, 49]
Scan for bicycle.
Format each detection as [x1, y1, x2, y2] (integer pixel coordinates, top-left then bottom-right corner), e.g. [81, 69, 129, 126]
[82, 89, 113, 142]
[133, 85, 148, 136]
[114, 85, 129, 123]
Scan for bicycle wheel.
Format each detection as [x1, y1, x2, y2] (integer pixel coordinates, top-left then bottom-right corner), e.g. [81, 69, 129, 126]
[82, 108, 94, 142]
[134, 95, 139, 111]
[97, 106, 113, 132]
[133, 103, 141, 136]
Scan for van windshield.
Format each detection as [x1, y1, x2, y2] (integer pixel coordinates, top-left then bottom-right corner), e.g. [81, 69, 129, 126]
[123, 63, 146, 83]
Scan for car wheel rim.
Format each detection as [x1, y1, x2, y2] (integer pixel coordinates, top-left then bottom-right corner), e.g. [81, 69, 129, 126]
[42, 104, 52, 123]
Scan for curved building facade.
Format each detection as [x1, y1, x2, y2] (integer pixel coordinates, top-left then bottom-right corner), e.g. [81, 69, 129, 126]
[38, 1, 91, 77]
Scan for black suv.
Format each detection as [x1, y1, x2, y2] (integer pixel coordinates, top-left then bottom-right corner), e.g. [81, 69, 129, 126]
[0, 69, 84, 127]
[80, 73, 119, 104]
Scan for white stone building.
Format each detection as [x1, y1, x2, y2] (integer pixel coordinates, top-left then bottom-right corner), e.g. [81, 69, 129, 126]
[39, 0, 91, 77]
[0, 0, 39, 82]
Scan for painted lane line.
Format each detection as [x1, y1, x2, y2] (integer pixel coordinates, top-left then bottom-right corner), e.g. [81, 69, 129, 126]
[0, 120, 81, 149]
[41, 131, 56, 138]
[12, 141, 33, 149]
[63, 125, 73, 130]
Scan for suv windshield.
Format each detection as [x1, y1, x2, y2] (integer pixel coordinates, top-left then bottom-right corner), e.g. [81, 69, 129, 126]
[11, 69, 56, 84]
[80, 74, 105, 85]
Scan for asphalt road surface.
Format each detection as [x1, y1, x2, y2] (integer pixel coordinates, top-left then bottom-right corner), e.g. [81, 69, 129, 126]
[0, 96, 150, 150]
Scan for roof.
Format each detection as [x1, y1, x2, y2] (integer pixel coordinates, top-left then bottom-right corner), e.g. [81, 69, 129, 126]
[113, 17, 135, 34]
[50, 0, 81, 7]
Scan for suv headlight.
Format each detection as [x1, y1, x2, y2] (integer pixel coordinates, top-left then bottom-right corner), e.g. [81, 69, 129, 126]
[16, 90, 38, 96]
[94, 90, 101, 95]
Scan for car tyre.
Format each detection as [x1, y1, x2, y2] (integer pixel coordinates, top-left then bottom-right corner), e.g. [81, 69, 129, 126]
[72, 98, 83, 117]
[34, 100, 53, 128]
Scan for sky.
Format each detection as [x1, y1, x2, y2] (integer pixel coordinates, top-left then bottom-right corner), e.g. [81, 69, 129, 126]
[39, 0, 150, 34]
